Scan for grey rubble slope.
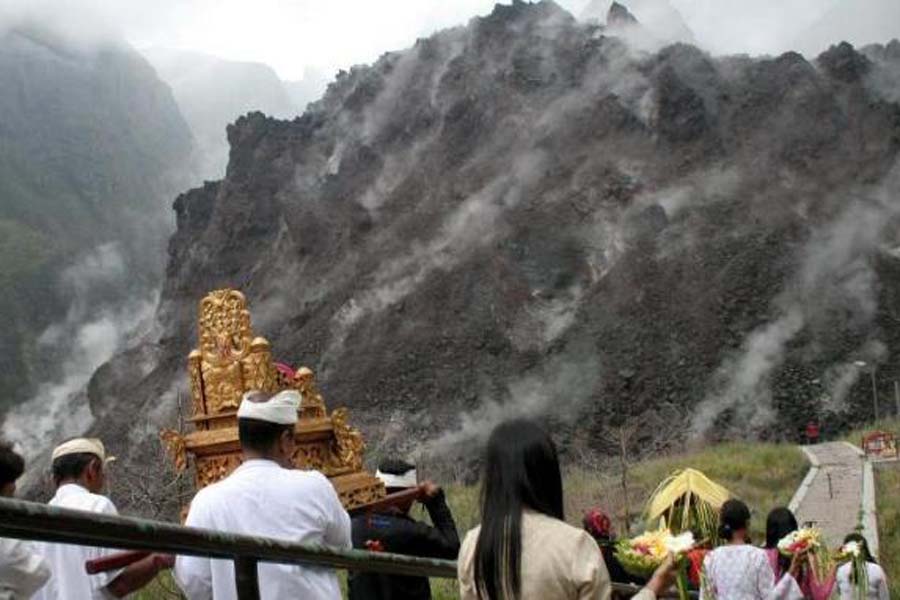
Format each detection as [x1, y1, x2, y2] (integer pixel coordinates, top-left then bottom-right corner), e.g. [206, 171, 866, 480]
[90, 2, 900, 481]
[0, 26, 193, 408]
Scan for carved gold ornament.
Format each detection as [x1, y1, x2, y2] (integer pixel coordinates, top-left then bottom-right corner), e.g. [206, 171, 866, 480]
[162, 289, 384, 510]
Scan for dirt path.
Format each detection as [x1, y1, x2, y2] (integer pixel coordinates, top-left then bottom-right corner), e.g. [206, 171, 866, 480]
[791, 442, 876, 553]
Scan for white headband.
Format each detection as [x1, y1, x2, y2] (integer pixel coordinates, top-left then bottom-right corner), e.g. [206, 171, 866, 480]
[51, 438, 114, 463]
[376, 468, 418, 489]
[237, 390, 300, 425]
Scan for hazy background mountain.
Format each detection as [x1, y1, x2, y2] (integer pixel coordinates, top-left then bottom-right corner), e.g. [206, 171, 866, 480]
[793, 0, 900, 58]
[144, 48, 306, 180]
[0, 23, 194, 452]
[284, 67, 331, 115]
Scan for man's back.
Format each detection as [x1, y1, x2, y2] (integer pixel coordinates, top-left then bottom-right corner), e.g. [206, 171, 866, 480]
[349, 490, 459, 600]
[176, 460, 351, 600]
[33, 484, 119, 600]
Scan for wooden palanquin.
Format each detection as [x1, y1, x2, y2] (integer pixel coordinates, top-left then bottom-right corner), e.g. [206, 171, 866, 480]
[161, 289, 385, 509]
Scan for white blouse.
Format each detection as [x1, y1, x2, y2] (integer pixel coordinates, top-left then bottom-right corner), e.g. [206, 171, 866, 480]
[835, 562, 890, 600]
[700, 545, 802, 600]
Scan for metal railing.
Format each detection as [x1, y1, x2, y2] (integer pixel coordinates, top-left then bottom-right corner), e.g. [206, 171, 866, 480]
[0, 497, 684, 599]
[0, 497, 454, 599]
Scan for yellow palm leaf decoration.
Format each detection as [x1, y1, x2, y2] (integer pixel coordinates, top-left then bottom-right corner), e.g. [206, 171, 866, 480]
[644, 468, 731, 543]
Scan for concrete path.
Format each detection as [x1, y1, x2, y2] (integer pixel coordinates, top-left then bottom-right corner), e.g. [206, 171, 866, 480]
[790, 442, 878, 555]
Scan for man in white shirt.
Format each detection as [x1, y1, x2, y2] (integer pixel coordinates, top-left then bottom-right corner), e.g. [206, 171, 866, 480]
[175, 390, 352, 600]
[0, 441, 50, 599]
[33, 438, 173, 600]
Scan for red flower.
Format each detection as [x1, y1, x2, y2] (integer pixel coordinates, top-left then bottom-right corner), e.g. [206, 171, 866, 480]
[687, 549, 708, 586]
[583, 508, 614, 539]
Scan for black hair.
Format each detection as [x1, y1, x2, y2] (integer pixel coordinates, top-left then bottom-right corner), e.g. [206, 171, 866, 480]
[473, 419, 564, 600]
[377, 458, 416, 475]
[765, 507, 798, 574]
[0, 441, 25, 487]
[378, 458, 417, 493]
[238, 417, 293, 454]
[844, 533, 877, 564]
[718, 499, 751, 541]
[52, 452, 99, 485]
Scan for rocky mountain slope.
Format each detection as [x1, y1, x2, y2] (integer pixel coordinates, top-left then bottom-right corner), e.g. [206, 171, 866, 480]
[144, 49, 300, 180]
[83, 1, 900, 486]
[0, 25, 193, 433]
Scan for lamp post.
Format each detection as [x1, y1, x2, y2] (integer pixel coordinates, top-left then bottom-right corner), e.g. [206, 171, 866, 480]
[854, 361, 879, 422]
[895, 380, 900, 417]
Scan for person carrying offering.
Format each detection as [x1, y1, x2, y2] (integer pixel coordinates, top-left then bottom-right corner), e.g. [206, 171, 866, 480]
[175, 390, 351, 600]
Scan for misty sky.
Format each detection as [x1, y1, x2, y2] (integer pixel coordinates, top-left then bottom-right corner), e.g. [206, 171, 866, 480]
[3, 0, 899, 81]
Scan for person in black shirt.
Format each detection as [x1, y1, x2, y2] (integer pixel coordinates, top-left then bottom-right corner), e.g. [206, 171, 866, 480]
[349, 459, 460, 600]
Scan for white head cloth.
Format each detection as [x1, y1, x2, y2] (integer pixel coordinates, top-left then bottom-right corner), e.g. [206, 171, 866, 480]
[51, 438, 114, 463]
[375, 468, 418, 489]
[237, 390, 300, 425]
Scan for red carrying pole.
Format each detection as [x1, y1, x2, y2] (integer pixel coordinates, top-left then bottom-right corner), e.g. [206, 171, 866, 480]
[348, 487, 423, 516]
[85, 550, 150, 574]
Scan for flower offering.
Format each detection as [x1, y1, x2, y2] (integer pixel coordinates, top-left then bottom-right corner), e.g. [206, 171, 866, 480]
[777, 527, 821, 557]
[615, 529, 695, 577]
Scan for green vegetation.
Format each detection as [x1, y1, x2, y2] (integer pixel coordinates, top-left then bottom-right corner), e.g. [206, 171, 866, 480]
[875, 462, 900, 599]
[0, 220, 53, 284]
[134, 571, 182, 600]
[842, 417, 900, 445]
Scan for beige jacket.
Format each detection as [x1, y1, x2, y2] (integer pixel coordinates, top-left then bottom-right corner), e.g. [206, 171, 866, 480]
[458, 511, 656, 600]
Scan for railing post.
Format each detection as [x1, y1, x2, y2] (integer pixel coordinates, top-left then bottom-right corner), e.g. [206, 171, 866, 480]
[234, 556, 260, 600]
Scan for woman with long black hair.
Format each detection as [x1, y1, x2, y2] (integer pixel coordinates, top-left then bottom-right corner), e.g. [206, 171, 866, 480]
[701, 500, 803, 599]
[835, 534, 889, 600]
[763, 507, 834, 599]
[457, 419, 673, 599]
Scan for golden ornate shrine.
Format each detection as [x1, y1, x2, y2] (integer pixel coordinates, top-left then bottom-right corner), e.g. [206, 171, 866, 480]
[161, 289, 385, 509]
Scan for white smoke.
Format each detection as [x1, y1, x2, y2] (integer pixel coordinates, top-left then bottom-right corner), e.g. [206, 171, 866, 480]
[691, 308, 805, 438]
[1, 244, 158, 460]
[325, 150, 548, 363]
[644, 166, 743, 220]
[508, 284, 584, 351]
[423, 350, 601, 456]
[581, 0, 696, 51]
[2, 296, 157, 460]
[691, 164, 900, 437]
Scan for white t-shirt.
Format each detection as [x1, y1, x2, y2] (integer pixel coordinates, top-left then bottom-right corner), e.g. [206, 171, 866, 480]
[701, 545, 803, 600]
[835, 562, 890, 600]
[32, 484, 122, 600]
[175, 460, 351, 600]
[0, 536, 51, 599]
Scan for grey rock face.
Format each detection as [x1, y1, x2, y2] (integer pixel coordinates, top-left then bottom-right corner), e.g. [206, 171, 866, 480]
[81, 3, 900, 503]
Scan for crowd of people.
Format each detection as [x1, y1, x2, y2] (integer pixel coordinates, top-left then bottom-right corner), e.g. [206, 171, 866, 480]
[0, 391, 892, 599]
